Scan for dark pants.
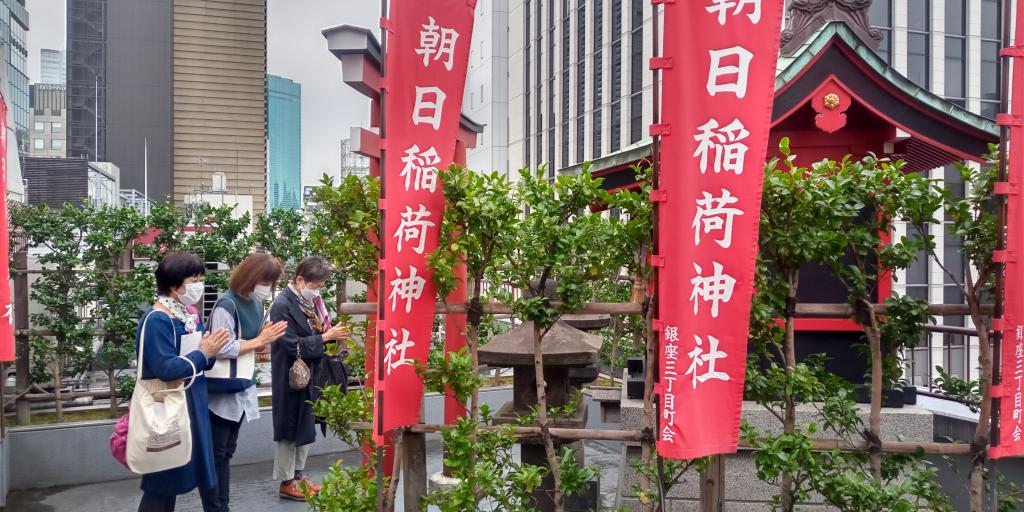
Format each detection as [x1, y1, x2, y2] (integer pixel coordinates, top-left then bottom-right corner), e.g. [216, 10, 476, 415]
[139, 493, 175, 512]
[199, 412, 243, 512]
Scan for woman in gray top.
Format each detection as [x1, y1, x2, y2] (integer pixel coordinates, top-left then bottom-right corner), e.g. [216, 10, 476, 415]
[200, 253, 288, 512]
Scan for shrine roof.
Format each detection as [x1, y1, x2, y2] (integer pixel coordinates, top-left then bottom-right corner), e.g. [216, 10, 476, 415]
[776, 22, 998, 138]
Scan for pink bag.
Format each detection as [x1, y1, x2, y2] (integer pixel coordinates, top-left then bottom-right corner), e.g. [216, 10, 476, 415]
[111, 410, 130, 469]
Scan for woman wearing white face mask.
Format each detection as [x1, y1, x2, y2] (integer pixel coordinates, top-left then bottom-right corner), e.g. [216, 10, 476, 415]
[200, 253, 288, 512]
[137, 252, 230, 512]
[268, 256, 349, 501]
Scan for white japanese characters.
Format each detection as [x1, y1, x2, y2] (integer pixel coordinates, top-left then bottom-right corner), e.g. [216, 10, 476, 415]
[706, 46, 753, 98]
[400, 144, 441, 193]
[705, 0, 762, 25]
[693, 189, 744, 248]
[412, 86, 448, 130]
[693, 118, 750, 175]
[1014, 323, 1024, 442]
[394, 204, 436, 255]
[661, 326, 680, 443]
[689, 261, 736, 318]
[415, 16, 460, 71]
[384, 328, 416, 375]
[388, 266, 427, 314]
[685, 335, 731, 388]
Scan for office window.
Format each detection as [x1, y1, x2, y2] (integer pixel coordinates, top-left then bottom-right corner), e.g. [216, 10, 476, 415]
[51, 122, 63, 133]
[576, 0, 586, 164]
[34, 139, 44, 149]
[34, 121, 44, 132]
[609, 0, 623, 153]
[524, 0, 532, 168]
[980, 0, 1002, 119]
[868, 0, 892, 63]
[548, 0, 556, 175]
[906, 0, 929, 88]
[52, 139, 64, 150]
[944, 0, 966, 107]
[593, 0, 604, 160]
[536, 0, 544, 168]
[561, 0, 571, 169]
[629, 0, 644, 144]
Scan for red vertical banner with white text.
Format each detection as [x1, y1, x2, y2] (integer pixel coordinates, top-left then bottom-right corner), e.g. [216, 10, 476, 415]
[655, 0, 783, 459]
[0, 97, 11, 362]
[373, 0, 475, 444]
[991, 0, 1024, 460]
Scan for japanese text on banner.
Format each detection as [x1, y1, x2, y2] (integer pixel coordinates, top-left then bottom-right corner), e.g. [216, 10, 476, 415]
[656, 0, 783, 459]
[372, 0, 475, 444]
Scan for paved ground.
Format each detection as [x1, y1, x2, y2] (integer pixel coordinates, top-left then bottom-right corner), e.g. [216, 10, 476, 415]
[6, 440, 625, 512]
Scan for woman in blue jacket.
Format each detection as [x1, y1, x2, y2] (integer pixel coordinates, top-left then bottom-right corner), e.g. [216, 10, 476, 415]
[137, 252, 230, 512]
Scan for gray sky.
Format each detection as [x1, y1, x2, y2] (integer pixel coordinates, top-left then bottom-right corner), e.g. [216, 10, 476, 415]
[26, 0, 379, 186]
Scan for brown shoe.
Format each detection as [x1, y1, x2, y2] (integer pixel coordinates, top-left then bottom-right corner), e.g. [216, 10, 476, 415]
[299, 475, 322, 494]
[279, 480, 307, 501]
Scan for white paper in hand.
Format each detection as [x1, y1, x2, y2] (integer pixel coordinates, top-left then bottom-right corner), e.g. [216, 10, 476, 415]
[179, 331, 202, 359]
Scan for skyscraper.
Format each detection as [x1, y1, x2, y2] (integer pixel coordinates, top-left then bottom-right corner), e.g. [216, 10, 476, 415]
[66, 0, 268, 210]
[173, 0, 268, 212]
[1, 0, 30, 153]
[266, 74, 301, 212]
[40, 49, 66, 84]
[29, 83, 66, 158]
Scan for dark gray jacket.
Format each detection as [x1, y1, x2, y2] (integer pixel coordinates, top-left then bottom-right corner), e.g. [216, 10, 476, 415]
[269, 287, 324, 446]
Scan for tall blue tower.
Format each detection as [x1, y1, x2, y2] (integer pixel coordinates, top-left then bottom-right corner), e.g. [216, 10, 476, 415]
[266, 75, 302, 211]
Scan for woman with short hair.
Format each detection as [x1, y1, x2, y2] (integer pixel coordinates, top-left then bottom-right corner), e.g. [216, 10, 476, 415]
[137, 252, 230, 512]
[269, 256, 350, 501]
[200, 253, 288, 512]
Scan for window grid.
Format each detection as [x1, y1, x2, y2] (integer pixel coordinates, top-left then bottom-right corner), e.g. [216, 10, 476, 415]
[609, 0, 623, 153]
[576, 0, 586, 164]
[592, 0, 604, 160]
[906, 0, 930, 88]
[629, 0, 643, 144]
[868, 0, 892, 64]
[980, 0, 1002, 119]
[944, 0, 966, 107]
[561, 0, 571, 170]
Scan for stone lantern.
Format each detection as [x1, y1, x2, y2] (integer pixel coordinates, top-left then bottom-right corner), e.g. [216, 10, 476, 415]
[478, 319, 602, 512]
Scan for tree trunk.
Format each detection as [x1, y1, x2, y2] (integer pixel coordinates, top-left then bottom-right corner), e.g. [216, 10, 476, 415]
[467, 292, 482, 505]
[53, 359, 63, 423]
[640, 293, 657, 512]
[967, 294, 993, 512]
[780, 270, 799, 511]
[108, 368, 119, 419]
[860, 299, 884, 484]
[533, 322, 565, 512]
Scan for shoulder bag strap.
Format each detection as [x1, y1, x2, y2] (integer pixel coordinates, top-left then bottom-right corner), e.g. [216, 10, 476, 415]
[140, 309, 201, 394]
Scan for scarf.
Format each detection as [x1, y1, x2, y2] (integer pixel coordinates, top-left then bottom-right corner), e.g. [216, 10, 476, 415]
[156, 295, 199, 334]
[290, 285, 331, 335]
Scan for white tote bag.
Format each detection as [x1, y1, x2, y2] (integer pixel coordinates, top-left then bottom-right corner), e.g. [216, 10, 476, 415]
[126, 311, 199, 475]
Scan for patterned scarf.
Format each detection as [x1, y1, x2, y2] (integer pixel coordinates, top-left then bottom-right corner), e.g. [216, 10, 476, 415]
[290, 285, 328, 335]
[156, 295, 199, 334]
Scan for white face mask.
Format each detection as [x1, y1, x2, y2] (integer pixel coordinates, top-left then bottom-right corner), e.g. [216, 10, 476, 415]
[253, 284, 272, 301]
[300, 286, 321, 302]
[178, 282, 205, 306]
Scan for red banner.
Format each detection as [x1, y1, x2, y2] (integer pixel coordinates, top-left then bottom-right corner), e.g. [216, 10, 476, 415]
[0, 97, 11, 362]
[373, 0, 475, 443]
[991, 0, 1024, 460]
[655, 0, 783, 459]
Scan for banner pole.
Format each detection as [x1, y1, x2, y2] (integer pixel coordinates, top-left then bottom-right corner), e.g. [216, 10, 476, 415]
[642, 1, 663, 509]
[376, 0, 390, 508]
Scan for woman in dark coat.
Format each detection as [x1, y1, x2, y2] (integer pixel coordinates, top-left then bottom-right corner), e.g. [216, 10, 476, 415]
[137, 252, 230, 512]
[268, 256, 349, 501]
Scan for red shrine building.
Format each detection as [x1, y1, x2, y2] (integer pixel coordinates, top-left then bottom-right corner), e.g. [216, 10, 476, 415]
[563, 14, 999, 386]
